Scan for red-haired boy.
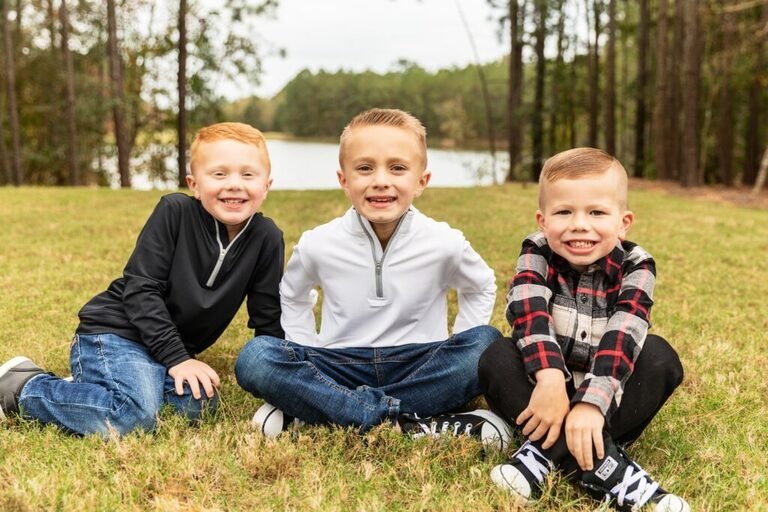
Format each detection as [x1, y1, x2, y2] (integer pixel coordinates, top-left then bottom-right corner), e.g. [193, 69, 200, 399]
[0, 122, 284, 436]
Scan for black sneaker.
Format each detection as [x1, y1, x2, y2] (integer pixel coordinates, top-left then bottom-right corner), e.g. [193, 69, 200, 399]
[251, 402, 304, 438]
[580, 441, 690, 511]
[0, 357, 44, 420]
[490, 440, 553, 503]
[398, 409, 512, 451]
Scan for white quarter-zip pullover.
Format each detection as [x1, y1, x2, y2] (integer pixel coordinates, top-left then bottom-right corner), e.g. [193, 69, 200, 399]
[280, 207, 497, 348]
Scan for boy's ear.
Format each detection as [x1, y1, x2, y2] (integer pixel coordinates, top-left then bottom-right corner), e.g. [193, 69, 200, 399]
[414, 170, 432, 198]
[535, 210, 546, 231]
[185, 174, 200, 199]
[336, 169, 350, 195]
[618, 210, 635, 240]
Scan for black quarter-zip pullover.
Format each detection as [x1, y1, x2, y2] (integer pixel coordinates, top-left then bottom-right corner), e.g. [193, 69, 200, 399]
[77, 193, 284, 368]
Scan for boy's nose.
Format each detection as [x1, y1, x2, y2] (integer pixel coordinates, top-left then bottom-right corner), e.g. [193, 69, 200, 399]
[371, 169, 390, 187]
[570, 213, 589, 230]
[225, 176, 244, 189]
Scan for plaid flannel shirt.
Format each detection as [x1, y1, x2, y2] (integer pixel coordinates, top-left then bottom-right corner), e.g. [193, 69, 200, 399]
[506, 231, 656, 417]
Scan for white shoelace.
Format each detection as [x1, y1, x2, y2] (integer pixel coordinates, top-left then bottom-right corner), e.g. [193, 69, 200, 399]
[608, 464, 659, 510]
[515, 442, 551, 483]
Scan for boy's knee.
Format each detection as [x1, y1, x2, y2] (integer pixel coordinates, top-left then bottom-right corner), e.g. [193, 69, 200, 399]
[170, 390, 219, 423]
[478, 337, 512, 383]
[234, 335, 284, 393]
[644, 334, 684, 389]
[456, 325, 503, 353]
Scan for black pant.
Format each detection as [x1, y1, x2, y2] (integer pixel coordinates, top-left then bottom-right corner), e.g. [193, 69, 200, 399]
[478, 334, 683, 475]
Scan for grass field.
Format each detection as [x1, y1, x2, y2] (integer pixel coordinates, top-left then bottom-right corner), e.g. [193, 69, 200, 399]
[1, 185, 766, 511]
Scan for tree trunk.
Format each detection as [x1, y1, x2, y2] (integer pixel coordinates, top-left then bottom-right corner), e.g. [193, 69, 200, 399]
[0, 109, 10, 185]
[531, 0, 546, 181]
[670, 0, 686, 180]
[715, 10, 734, 187]
[752, 146, 768, 195]
[46, 0, 65, 184]
[604, 0, 616, 155]
[620, 0, 630, 162]
[505, 0, 525, 182]
[177, 0, 188, 188]
[680, 0, 701, 188]
[548, 0, 565, 153]
[634, 0, 648, 178]
[588, 0, 601, 148]
[60, 0, 80, 186]
[653, 0, 671, 180]
[107, 0, 131, 188]
[744, 3, 767, 186]
[2, 0, 23, 185]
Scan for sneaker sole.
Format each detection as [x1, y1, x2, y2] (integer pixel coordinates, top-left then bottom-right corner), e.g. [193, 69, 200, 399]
[251, 402, 284, 438]
[0, 356, 33, 421]
[469, 409, 512, 451]
[490, 463, 533, 503]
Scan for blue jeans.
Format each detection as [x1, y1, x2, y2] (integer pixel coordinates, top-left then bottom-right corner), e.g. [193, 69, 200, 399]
[18, 333, 217, 436]
[234, 325, 502, 431]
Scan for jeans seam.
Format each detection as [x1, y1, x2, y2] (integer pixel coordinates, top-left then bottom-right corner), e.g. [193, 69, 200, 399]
[94, 334, 130, 417]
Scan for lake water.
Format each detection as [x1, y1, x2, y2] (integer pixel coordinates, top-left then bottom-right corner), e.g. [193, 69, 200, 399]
[126, 139, 505, 190]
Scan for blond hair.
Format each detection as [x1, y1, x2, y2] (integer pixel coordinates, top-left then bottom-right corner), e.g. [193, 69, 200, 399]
[190, 122, 270, 174]
[339, 108, 427, 166]
[539, 147, 628, 208]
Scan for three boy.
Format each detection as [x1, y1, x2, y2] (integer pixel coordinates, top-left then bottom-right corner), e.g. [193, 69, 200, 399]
[1, 113, 687, 510]
[479, 148, 688, 511]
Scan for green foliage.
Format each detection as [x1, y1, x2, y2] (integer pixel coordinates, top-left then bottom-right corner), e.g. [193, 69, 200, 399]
[268, 61, 508, 149]
[1, 186, 767, 509]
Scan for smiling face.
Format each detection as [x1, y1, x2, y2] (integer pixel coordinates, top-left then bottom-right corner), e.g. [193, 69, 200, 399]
[186, 139, 272, 240]
[536, 166, 634, 272]
[337, 124, 430, 245]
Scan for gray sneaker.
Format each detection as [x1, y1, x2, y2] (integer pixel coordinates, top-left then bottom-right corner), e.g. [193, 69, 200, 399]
[0, 357, 44, 420]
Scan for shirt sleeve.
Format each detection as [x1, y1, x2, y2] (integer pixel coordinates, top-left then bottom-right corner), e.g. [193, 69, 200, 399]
[121, 197, 190, 368]
[246, 227, 285, 339]
[572, 248, 656, 416]
[506, 234, 569, 379]
[448, 233, 497, 333]
[279, 233, 321, 345]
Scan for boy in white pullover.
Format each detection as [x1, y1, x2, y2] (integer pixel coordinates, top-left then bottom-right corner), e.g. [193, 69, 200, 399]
[235, 108, 510, 444]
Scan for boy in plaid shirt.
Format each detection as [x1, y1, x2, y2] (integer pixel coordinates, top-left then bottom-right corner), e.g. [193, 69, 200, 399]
[479, 148, 689, 511]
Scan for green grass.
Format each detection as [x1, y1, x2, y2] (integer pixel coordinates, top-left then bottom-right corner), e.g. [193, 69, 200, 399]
[1, 185, 766, 510]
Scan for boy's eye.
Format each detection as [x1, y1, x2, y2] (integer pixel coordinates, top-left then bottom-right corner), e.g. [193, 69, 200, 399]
[356, 165, 373, 173]
[391, 165, 407, 172]
[590, 210, 607, 216]
[554, 209, 570, 215]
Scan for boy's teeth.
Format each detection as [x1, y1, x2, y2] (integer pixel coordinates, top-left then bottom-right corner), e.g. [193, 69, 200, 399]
[569, 241, 595, 248]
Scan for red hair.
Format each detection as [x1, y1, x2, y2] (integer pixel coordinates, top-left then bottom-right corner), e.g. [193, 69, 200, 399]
[190, 122, 270, 174]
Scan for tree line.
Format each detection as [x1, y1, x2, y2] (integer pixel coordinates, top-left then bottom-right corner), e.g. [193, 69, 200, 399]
[2, 1, 767, 189]
[0, 0, 276, 188]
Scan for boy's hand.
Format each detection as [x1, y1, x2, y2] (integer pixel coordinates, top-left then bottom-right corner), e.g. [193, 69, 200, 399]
[168, 360, 221, 399]
[565, 402, 605, 471]
[516, 368, 569, 449]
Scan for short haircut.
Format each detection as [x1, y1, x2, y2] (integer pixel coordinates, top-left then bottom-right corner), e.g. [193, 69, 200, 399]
[339, 108, 428, 167]
[189, 122, 270, 174]
[538, 147, 628, 208]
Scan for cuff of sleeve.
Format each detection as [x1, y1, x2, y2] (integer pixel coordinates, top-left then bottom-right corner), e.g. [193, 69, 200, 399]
[519, 340, 570, 379]
[572, 378, 615, 417]
[155, 340, 192, 368]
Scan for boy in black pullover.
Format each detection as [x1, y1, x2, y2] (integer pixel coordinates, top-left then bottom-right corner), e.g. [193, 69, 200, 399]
[0, 122, 284, 436]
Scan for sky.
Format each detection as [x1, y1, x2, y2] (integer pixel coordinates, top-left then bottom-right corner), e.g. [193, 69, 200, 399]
[241, 0, 509, 99]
